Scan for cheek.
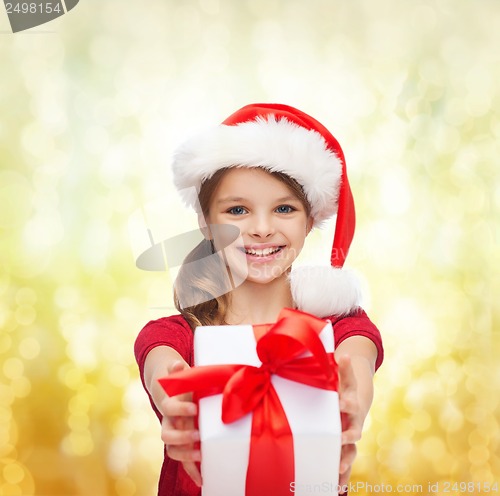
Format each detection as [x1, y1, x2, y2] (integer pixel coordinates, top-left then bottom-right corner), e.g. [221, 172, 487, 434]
[287, 227, 307, 257]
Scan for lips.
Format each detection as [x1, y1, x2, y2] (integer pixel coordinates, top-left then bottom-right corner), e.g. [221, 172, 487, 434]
[239, 244, 285, 258]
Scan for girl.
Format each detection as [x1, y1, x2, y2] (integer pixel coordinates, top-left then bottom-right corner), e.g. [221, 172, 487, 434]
[135, 104, 384, 496]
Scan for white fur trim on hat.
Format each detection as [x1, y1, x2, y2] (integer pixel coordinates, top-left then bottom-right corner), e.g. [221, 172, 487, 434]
[172, 115, 343, 226]
[289, 265, 362, 317]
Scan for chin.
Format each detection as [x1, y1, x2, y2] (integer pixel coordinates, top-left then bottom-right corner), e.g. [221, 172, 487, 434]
[245, 266, 289, 286]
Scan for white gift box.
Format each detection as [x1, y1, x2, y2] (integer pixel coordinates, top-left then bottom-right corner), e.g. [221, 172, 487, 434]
[194, 320, 341, 496]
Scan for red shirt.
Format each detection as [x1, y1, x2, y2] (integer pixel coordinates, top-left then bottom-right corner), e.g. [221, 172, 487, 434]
[134, 309, 384, 496]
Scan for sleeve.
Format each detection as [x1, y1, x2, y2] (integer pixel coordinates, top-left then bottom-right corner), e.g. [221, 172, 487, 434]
[134, 316, 194, 368]
[330, 308, 384, 371]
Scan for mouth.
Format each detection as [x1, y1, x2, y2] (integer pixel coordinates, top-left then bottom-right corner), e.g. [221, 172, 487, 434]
[239, 245, 285, 257]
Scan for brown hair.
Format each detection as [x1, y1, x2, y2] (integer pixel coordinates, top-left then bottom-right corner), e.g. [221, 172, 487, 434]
[174, 167, 311, 330]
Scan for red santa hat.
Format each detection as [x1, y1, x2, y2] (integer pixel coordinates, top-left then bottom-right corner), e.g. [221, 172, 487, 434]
[172, 103, 362, 317]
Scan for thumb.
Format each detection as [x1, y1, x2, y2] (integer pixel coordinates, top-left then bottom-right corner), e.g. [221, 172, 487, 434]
[337, 354, 357, 391]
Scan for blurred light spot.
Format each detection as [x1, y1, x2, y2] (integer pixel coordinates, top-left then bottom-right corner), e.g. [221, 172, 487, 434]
[3, 461, 25, 484]
[138, 437, 162, 460]
[8, 244, 50, 279]
[428, 221, 462, 268]
[115, 477, 136, 496]
[11, 377, 31, 398]
[465, 93, 491, 117]
[108, 436, 131, 475]
[18, 338, 40, 361]
[23, 212, 64, 250]
[0, 385, 14, 408]
[108, 365, 131, 388]
[443, 97, 468, 126]
[439, 401, 464, 433]
[174, 5, 201, 39]
[387, 438, 413, 475]
[0, 171, 32, 229]
[476, 415, 499, 439]
[89, 36, 121, 69]
[113, 297, 140, 323]
[468, 445, 490, 466]
[441, 35, 472, 68]
[411, 410, 432, 432]
[465, 403, 488, 424]
[14, 305, 36, 326]
[3, 358, 24, 380]
[411, 5, 436, 32]
[433, 453, 455, 476]
[80, 221, 111, 269]
[0, 334, 12, 354]
[54, 286, 80, 309]
[0, 484, 22, 496]
[379, 171, 411, 215]
[395, 419, 415, 438]
[65, 321, 98, 369]
[199, 0, 220, 15]
[121, 381, 146, 413]
[109, 187, 135, 214]
[58, 364, 86, 390]
[418, 57, 445, 86]
[91, 273, 116, 301]
[83, 125, 110, 155]
[420, 436, 446, 462]
[100, 146, 128, 188]
[363, 220, 415, 269]
[0, 405, 12, 424]
[15, 288, 37, 306]
[61, 431, 94, 457]
[20, 122, 56, 160]
[67, 412, 90, 431]
[435, 124, 461, 154]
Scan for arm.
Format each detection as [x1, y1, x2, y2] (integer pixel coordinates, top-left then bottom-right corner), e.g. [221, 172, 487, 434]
[335, 335, 377, 422]
[143, 345, 202, 487]
[334, 335, 378, 491]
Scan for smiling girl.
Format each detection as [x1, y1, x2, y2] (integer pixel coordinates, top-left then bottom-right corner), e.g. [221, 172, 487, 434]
[134, 104, 384, 496]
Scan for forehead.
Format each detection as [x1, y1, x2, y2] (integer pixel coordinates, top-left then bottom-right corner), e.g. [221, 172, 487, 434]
[213, 167, 293, 195]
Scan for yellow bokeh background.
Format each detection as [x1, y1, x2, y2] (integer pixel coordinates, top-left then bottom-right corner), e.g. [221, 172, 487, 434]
[1, 1, 499, 495]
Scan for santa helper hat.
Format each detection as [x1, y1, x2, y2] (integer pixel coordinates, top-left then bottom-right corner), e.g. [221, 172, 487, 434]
[172, 103, 362, 317]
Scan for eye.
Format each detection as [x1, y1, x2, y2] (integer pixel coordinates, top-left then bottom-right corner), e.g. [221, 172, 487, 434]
[227, 206, 248, 215]
[275, 204, 296, 214]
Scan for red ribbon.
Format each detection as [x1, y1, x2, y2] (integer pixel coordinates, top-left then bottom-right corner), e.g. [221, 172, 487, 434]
[158, 307, 338, 496]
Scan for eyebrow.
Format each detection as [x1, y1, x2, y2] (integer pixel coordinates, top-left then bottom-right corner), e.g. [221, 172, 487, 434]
[216, 195, 300, 204]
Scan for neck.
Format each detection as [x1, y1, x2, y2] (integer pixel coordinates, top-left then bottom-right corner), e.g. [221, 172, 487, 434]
[225, 274, 294, 325]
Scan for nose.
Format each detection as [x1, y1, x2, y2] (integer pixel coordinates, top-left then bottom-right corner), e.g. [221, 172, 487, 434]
[250, 213, 275, 238]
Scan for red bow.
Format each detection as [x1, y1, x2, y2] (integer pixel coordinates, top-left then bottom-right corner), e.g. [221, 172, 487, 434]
[159, 307, 338, 496]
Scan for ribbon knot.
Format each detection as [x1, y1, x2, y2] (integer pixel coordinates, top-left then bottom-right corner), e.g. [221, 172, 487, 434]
[158, 308, 339, 496]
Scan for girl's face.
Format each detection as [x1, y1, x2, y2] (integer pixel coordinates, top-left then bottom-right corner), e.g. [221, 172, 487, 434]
[205, 167, 313, 287]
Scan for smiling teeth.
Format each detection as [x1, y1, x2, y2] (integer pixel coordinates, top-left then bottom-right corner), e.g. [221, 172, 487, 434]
[245, 247, 282, 256]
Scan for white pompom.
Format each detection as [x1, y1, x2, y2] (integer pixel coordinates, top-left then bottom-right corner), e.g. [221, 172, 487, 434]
[289, 266, 362, 318]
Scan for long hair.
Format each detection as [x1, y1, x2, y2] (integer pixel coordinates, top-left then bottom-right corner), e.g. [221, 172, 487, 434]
[174, 167, 311, 330]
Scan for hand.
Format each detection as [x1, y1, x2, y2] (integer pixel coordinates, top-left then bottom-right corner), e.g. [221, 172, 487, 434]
[337, 354, 362, 492]
[160, 360, 202, 487]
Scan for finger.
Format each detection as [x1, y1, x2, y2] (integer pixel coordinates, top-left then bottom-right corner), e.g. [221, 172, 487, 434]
[162, 427, 200, 447]
[341, 425, 362, 445]
[339, 443, 357, 475]
[339, 390, 359, 414]
[166, 443, 201, 463]
[338, 463, 352, 495]
[182, 461, 202, 487]
[161, 397, 197, 418]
